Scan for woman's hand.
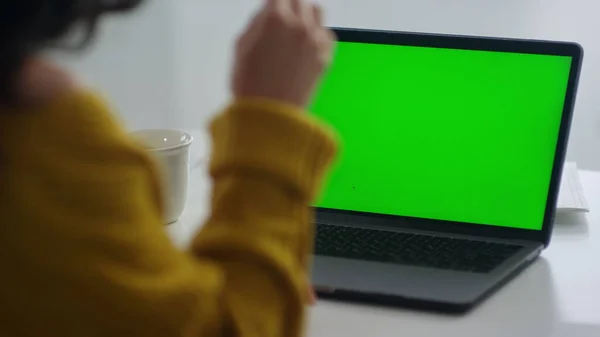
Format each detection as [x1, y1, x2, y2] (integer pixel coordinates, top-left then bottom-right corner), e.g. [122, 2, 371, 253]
[232, 0, 335, 108]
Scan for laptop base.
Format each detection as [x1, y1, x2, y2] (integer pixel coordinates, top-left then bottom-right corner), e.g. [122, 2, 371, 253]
[312, 243, 541, 314]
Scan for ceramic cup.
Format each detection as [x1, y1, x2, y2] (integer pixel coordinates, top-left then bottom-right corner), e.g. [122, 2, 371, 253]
[130, 129, 193, 224]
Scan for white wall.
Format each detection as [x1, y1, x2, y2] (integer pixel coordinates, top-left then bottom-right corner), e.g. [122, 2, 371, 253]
[57, 0, 179, 129]
[60, 0, 600, 169]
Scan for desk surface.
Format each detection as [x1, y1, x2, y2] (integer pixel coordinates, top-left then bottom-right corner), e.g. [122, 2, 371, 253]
[169, 167, 600, 337]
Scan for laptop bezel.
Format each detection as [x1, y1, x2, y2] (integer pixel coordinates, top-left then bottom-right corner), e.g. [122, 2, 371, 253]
[315, 27, 583, 247]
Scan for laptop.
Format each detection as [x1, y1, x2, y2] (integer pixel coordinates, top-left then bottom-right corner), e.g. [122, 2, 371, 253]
[310, 28, 583, 313]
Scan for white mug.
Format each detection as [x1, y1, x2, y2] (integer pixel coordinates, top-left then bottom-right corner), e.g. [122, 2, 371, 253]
[130, 129, 193, 224]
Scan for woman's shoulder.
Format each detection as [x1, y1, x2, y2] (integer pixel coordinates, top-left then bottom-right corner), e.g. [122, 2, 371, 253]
[1, 89, 135, 157]
[0, 88, 162, 209]
[1, 59, 134, 153]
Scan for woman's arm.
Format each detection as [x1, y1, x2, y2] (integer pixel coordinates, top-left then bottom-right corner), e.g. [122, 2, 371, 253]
[1, 90, 335, 337]
[194, 99, 337, 335]
[2, 0, 335, 333]
[195, 99, 336, 335]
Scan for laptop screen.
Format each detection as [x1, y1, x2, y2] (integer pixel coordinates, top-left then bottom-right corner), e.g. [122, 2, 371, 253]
[311, 40, 573, 231]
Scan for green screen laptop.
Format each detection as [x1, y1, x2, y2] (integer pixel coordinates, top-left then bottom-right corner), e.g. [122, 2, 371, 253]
[310, 28, 582, 313]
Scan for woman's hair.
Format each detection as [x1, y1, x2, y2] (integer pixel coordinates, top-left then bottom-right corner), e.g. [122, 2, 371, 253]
[0, 0, 144, 102]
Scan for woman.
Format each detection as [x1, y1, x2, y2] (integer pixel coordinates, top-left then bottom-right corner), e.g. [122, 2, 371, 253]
[0, 0, 336, 336]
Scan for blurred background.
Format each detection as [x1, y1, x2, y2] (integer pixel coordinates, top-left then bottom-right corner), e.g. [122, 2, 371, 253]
[56, 0, 600, 169]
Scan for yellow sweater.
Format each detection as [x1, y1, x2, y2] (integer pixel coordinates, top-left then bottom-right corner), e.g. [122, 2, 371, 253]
[0, 91, 336, 336]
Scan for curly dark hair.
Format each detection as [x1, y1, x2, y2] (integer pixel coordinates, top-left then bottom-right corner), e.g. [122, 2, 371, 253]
[0, 0, 144, 102]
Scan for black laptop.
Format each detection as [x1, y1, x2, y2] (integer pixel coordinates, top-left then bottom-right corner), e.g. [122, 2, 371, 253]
[310, 28, 583, 313]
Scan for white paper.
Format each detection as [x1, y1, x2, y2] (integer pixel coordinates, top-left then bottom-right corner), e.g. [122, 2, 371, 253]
[557, 162, 589, 212]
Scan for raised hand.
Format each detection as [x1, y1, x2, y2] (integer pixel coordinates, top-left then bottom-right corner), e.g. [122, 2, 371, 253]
[232, 0, 335, 108]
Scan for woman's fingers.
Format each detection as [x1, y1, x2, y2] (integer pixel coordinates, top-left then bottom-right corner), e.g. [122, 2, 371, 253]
[318, 28, 335, 62]
[298, 1, 315, 26]
[267, 0, 293, 16]
[312, 3, 324, 26]
[308, 286, 317, 305]
[290, 0, 303, 15]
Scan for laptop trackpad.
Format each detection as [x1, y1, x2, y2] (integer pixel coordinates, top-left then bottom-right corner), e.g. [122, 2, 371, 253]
[312, 255, 509, 304]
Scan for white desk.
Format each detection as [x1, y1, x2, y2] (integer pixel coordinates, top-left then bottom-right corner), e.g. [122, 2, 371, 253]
[168, 166, 600, 337]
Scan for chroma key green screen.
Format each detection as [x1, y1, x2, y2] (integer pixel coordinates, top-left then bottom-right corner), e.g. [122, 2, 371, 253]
[311, 41, 572, 230]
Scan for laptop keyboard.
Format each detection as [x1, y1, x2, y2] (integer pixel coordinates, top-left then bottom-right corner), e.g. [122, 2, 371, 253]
[315, 224, 523, 273]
